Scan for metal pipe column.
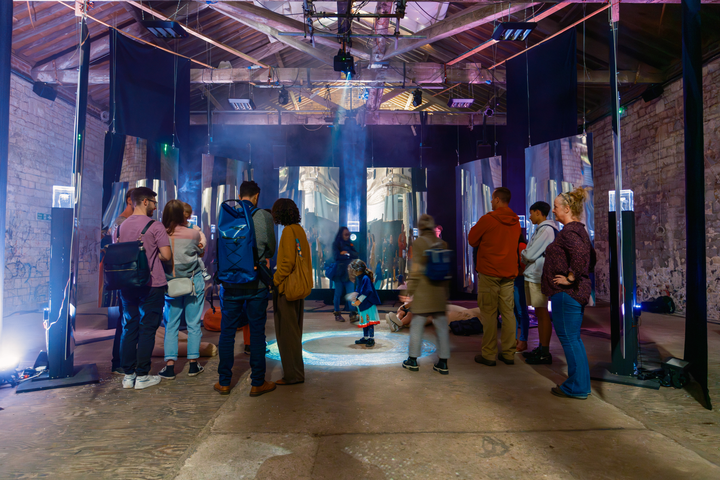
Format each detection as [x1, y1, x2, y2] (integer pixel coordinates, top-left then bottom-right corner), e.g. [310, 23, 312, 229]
[0, 2, 13, 345]
[681, 0, 711, 409]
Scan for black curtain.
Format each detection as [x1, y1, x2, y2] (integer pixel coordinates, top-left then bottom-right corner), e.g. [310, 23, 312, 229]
[109, 31, 190, 180]
[506, 30, 577, 214]
[101, 132, 126, 213]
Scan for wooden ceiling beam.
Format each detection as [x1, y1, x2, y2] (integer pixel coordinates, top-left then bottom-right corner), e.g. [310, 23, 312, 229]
[381, 2, 542, 60]
[209, 1, 372, 61]
[125, 0, 270, 68]
[208, 3, 336, 66]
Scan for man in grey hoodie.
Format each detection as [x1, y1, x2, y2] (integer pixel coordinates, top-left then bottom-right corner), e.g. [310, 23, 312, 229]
[521, 201, 558, 365]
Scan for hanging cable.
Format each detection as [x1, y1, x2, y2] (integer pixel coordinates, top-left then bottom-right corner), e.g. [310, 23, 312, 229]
[525, 6, 531, 147]
[582, 2, 587, 137]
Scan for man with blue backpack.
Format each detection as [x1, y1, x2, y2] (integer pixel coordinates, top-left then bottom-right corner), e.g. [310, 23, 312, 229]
[521, 201, 559, 365]
[214, 181, 277, 397]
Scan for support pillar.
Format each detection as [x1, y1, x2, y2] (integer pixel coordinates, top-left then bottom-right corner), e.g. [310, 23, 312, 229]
[681, 0, 711, 409]
[0, 1, 12, 343]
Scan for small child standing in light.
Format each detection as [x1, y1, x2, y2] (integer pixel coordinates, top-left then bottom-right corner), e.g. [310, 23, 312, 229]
[349, 260, 382, 348]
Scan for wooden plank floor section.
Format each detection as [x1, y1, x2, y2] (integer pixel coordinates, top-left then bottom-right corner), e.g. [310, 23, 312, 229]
[0, 345, 250, 480]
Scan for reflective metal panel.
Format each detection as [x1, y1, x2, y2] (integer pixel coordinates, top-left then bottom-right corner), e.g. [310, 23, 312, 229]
[525, 134, 594, 241]
[200, 154, 252, 277]
[279, 167, 340, 289]
[367, 168, 427, 290]
[456, 156, 503, 294]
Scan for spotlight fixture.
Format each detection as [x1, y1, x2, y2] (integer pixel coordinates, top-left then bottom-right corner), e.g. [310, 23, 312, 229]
[447, 98, 475, 108]
[484, 106, 495, 117]
[278, 87, 289, 106]
[412, 89, 423, 107]
[333, 48, 356, 76]
[491, 22, 537, 41]
[228, 98, 256, 111]
[141, 20, 189, 39]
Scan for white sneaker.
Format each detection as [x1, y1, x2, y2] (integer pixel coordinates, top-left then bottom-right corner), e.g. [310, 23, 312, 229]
[134, 375, 161, 390]
[122, 373, 137, 389]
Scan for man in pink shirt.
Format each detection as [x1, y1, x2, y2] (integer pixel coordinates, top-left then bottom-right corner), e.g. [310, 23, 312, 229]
[113, 187, 172, 390]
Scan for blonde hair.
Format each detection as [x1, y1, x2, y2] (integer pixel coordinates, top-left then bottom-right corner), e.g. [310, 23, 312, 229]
[558, 187, 590, 218]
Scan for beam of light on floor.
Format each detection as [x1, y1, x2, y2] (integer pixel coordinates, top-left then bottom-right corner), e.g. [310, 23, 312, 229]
[266, 331, 436, 366]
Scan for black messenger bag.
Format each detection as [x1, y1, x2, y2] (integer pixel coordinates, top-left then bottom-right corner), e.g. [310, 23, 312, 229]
[103, 220, 155, 291]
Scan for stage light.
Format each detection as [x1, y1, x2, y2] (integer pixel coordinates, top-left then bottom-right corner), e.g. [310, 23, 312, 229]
[618, 106, 628, 118]
[491, 22, 537, 41]
[448, 98, 474, 108]
[0, 352, 19, 371]
[334, 49, 356, 76]
[278, 87, 289, 106]
[368, 62, 388, 69]
[484, 106, 494, 117]
[141, 20, 189, 39]
[412, 89, 423, 107]
[228, 98, 256, 111]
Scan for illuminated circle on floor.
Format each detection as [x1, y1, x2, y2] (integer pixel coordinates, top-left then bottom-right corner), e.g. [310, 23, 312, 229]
[266, 331, 436, 366]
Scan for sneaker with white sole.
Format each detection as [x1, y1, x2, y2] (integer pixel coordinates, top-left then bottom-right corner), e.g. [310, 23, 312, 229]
[188, 362, 204, 377]
[134, 375, 161, 390]
[158, 365, 176, 380]
[122, 373, 137, 389]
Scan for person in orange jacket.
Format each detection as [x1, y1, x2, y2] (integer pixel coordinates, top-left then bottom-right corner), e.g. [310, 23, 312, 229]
[468, 187, 521, 367]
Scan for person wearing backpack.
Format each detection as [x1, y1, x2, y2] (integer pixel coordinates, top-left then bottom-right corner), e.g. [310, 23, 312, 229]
[521, 201, 558, 365]
[214, 181, 277, 397]
[401, 214, 451, 374]
[112, 187, 172, 390]
[271, 199, 312, 386]
[331, 227, 359, 322]
[468, 187, 521, 367]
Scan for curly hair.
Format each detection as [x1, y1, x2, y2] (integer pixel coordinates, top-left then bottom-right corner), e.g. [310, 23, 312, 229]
[271, 198, 301, 226]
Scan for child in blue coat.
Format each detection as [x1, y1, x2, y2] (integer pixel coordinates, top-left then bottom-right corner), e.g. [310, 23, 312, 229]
[349, 260, 381, 348]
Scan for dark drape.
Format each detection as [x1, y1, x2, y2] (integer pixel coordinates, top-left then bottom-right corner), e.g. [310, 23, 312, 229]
[109, 31, 190, 179]
[506, 30, 577, 214]
[681, 0, 710, 409]
[101, 132, 126, 213]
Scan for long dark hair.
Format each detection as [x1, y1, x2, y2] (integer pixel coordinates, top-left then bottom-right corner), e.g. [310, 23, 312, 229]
[334, 226, 350, 244]
[162, 199, 186, 235]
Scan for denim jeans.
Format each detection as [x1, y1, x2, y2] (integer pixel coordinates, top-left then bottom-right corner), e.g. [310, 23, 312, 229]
[333, 280, 354, 312]
[163, 273, 205, 361]
[551, 292, 590, 397]
[218, 286, 269, 387]
[120, 286, 166, 376]
[514, 276, 530, 342]
[111, 304, 124, 370]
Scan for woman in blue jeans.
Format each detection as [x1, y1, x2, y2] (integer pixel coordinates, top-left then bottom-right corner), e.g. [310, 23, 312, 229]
[331, 226, 359, 322]
[541, 188, 595, 399]
[158, 200, 206, 380]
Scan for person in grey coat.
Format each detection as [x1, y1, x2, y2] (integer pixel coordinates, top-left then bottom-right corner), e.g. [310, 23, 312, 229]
[400, 214, 451, 375]
[520, 201, 558, 365]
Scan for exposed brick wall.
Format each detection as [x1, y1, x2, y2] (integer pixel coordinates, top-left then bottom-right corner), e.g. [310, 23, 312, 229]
[6, 74, 105, 313]
[589, 57, 720, 319]
[119, 136, 147, 183]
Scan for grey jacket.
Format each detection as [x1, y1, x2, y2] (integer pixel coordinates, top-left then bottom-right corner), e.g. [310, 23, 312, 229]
[521, 220, 558, 284]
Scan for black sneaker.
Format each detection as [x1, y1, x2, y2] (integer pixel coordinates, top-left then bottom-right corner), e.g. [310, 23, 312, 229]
[365, 338, 375, 348]
[188, 362, 204, 377]
[355, 338, 368, 345]
[522, 346, 541, 359]
[158, 365, 176, 380]
[526, 353, 553, 365]
[433, 360, 449, 375]
[244, 345, 251, 355]
[402, 357, 419, 371]
[111, 366, 125, 375]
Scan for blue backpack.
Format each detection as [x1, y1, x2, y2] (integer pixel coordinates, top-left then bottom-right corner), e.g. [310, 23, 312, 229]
[422, 237, 453, 282]
[216, 200, 260, 285]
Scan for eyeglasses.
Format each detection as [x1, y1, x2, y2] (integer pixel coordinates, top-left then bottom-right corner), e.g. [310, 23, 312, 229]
[147, 199, 157, 205]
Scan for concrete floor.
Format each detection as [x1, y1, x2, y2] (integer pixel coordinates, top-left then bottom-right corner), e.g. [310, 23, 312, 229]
[0, 302, 719, 479]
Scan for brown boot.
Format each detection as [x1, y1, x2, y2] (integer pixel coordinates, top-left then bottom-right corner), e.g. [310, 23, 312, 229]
[250, 380, 276, 397]
[214, 382, 232, 395]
